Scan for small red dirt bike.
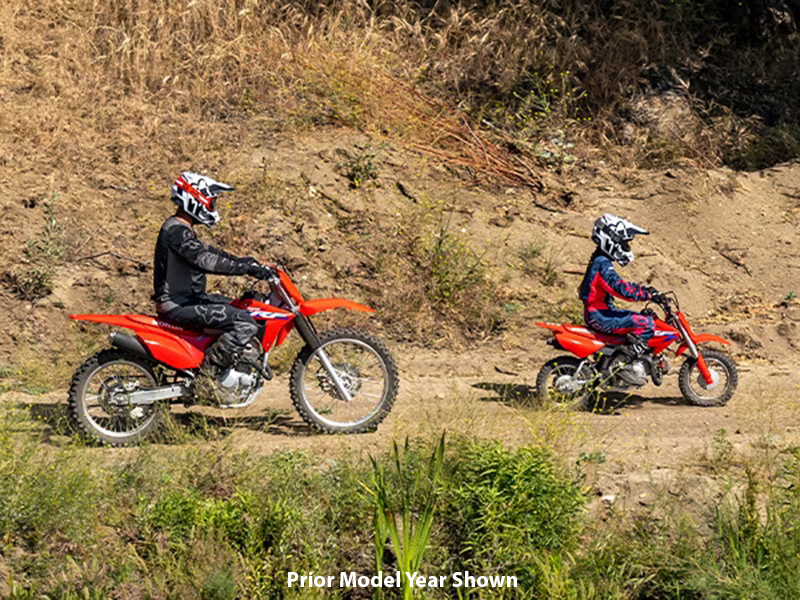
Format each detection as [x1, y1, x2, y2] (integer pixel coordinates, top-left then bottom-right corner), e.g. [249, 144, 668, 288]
[68, 269, 399, 445]
[535, 292, 737, 409]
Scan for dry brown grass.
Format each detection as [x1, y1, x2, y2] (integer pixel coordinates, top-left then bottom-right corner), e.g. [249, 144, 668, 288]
[1, 0, 557, 214]
[2, 0, 796, 224]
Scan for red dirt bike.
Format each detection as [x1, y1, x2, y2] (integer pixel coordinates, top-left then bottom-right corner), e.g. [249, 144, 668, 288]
[535, 292, 737, 409]
[68, 269, 399, 445]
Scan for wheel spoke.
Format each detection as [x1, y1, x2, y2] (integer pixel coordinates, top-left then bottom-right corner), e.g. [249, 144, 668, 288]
[299, 337, 391, 428]
[79, 358, 158, 439]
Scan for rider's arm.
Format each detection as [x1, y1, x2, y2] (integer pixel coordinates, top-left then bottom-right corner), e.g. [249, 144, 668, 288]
[165, 226, 254, 275]
[597, 258, 652, 302]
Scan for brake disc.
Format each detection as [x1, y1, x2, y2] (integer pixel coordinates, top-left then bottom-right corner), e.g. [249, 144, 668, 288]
[316, 363, 362, 399]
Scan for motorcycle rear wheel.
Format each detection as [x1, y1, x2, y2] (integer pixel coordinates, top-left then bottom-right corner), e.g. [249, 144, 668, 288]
[68, 349, 163, 446]
[289, 328, 399, 433]
[679, 349, 738, 407]
[536, 356, 591, 410]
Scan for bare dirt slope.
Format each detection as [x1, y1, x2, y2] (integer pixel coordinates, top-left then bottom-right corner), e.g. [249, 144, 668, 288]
[3, 131, 798, 363]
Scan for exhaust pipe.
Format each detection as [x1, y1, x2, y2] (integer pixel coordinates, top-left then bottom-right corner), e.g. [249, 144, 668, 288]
[110, 332, 151, 358]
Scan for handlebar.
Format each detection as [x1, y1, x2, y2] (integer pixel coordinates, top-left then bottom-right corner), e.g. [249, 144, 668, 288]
[647, 290, 679, 317]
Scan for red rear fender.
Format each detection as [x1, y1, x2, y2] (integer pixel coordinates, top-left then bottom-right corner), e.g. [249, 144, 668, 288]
[299, 299, 374, 317]
[535, 322, 566, 333]
[70, 314, 209, 369]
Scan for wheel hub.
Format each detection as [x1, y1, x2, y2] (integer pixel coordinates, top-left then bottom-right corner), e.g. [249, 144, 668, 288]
[554, 373, 581, 395]
[100, 378, 145, 417]
[316, 363, 361, 399]
[697, 368, 720, 390]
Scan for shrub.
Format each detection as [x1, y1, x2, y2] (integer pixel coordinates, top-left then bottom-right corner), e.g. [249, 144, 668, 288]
[340, 146, 382, 189]
[4, 195, 63, 301]
[441, 440, 585, 588]
[372, 206, 506, 343]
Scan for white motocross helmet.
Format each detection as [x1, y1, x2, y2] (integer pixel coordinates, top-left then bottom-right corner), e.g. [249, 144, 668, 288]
[591, 214, 648, 266]
[171, 172, 234, 227]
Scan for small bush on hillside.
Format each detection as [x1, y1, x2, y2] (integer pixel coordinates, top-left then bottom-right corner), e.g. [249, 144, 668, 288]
[4, 196, 63, 301]
[339, 146, 381, 189]
[518, 240, 545, 276]
[369, 204, 505, 343]
[517, 238, 563, 286]
[424, 220, 487, 304]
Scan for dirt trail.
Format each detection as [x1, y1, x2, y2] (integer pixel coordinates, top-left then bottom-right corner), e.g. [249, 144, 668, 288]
[8, 344, 799, 508]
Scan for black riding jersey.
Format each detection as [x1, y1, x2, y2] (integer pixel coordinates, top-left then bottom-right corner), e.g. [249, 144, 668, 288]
[152, 216, 251, 310]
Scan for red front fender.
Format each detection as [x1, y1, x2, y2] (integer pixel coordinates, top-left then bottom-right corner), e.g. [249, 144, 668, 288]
[676, 333, 731, 356]
[299, 299, 375, 317]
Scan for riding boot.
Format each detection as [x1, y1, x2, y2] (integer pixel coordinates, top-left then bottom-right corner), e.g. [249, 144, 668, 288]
[617, 333, 648, 386]
[623, 333, 648, 359]
[203, 336, 240, 371]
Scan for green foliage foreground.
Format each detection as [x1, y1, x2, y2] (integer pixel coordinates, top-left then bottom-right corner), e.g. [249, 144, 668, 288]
[1, 406, 800, 598]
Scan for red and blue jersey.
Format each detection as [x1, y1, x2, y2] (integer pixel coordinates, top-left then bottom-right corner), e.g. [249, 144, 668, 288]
[579, 252, 652, 311]
[579, 252, 655, 339]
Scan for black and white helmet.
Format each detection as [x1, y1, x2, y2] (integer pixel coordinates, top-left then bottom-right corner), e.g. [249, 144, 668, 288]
[171, 172, 234, 228]
[591, 213, 648, 266]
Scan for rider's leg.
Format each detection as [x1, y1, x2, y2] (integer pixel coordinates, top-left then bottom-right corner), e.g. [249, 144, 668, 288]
[623, 313, 656, 358]
[586, 308, 654, 347]
[159, 300, 258, 368]
[586, 309, 655, 386]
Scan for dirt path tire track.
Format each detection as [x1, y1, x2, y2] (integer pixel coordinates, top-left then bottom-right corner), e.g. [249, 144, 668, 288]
[8, 351, 798, 470]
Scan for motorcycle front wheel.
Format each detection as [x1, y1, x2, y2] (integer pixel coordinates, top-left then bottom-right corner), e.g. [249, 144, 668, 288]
[68, 349, 163, 446]
[679, 349, 738, 407]
[289, 328, 399, 433]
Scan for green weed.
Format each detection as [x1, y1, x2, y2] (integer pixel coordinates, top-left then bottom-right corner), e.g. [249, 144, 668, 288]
[517, 240, 545, 276]
[517, 239, 561, 286]
[441, 440, 584, 589]
[709, 428, 734, 473]
[5, 195, 64, 301]
[425, 216, 487, 305]
[340, 146, 382, 189]
[368, 435, 445, 600]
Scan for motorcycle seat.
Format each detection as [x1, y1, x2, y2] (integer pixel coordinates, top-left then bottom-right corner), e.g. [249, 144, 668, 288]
[563, 324, 625, 345]
[150, 315, 214, 338]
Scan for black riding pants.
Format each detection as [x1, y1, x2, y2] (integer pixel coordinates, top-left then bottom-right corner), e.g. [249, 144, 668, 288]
[158, 294, 258, 363]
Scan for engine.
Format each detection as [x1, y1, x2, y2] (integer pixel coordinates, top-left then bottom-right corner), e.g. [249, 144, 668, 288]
[608, 355, 648, 388]
[215, 339, 264, 406]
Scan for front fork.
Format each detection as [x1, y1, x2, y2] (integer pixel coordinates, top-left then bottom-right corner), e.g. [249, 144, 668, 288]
[271, 277, 354, 402]
[675, 316, 714, 385]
